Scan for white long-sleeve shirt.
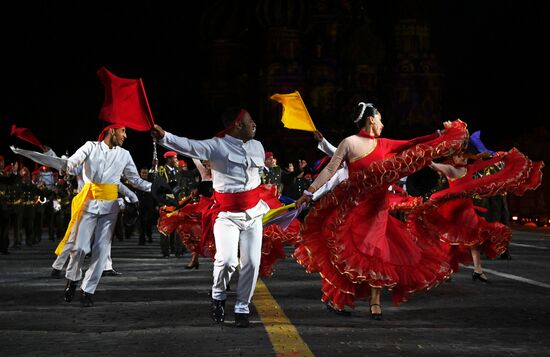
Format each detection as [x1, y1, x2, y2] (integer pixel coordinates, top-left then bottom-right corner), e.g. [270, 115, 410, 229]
[317, 138, 337, 156]
[66, 141, 151, 214]
[312, 138, 349, 201]
[160, 132, 264, 193]
[159, 131, 269, 218]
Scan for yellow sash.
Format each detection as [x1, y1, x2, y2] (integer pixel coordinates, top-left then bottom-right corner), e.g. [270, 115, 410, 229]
[55, 183, 118, 255]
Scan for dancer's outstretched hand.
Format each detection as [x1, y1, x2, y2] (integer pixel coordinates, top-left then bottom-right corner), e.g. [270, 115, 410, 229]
[151, 124, 165, 141]
[313, 131, 324, 142]
[295, 193, 312, 208]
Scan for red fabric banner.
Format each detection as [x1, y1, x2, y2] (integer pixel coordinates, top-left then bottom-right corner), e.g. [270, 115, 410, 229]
[10, 125, 43, 149]
[97, 66, 154, 131]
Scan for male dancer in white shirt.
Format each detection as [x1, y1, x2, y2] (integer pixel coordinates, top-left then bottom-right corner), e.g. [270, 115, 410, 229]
[62, 125, 151, 307]
[151, 107, 268, 328]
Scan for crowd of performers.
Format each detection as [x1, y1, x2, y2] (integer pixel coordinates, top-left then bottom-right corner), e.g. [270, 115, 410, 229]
[153, 102, 542, 323]
[1, 101, 543, 327]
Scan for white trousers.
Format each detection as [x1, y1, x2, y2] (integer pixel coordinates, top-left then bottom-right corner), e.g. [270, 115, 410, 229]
[211, 213, 263, 314]
[104, 237, 113, 271]
[65, 210, 118, 294]
[53, 234, 113, 272]
[52, 240, 71, 270]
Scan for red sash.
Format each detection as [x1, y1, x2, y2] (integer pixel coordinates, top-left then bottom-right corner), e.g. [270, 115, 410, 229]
[200, 186, 262, 256]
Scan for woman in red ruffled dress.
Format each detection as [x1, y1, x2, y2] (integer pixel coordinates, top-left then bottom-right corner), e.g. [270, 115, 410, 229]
[294, 102, 468, 319]
[408, 148, 543, 282]
[157, 158, 214, 269]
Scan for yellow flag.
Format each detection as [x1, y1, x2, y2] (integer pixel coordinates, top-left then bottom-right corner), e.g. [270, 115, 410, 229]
[262, 203, 296, 225]
[270, 91, 317, 132]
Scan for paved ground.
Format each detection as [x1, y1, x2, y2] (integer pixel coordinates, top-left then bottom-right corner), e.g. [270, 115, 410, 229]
[1, 226, 549, 356]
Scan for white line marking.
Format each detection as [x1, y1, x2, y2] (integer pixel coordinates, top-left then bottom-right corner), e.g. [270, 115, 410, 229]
[462, 265, 550, 289]
[510, 242, 549, 250]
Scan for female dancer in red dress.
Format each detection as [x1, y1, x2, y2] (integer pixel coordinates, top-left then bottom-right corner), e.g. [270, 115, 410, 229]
[294, 102, 468, 319]
[408, 148, 543, 282]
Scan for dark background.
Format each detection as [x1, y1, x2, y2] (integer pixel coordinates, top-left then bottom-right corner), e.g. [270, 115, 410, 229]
[1, 1, 549, 200]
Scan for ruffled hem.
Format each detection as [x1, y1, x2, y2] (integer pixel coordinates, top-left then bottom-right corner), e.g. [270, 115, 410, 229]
[297, 120, 468, 308]
[407, 148, 543, 256]
[157, 198, 212, 253]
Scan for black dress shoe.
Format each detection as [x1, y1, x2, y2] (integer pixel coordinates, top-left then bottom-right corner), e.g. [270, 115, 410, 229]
[472, 271, 491, 283]
[51, 268, 62, 279]
[211, 299, 226, 323]
[102, 269, 122, 277]
[369, 304, 383, 320]
[326, 302, 351, 316]
[234, 313, 250, 328]
[185, 261, 199, 270]
[499, 250, 512, 260]
[64, 280, 78, 302]
[80, 291, 94, 307]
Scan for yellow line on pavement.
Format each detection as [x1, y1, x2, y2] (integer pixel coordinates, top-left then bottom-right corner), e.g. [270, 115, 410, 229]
[254, 279, 315, 357]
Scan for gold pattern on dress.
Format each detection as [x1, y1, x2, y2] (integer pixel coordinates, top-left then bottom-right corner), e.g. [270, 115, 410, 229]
[296, 121, 471, 307]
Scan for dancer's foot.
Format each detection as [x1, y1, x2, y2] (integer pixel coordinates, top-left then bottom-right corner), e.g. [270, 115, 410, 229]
[369, 304, 382, 320]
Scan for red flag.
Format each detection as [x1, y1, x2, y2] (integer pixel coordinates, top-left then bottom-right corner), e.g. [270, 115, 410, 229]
[10, 124, 44, 149]
[97, 66, 155, 131]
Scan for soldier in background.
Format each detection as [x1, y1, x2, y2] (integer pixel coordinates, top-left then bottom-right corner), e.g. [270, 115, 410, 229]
[18, 166, 40, 246]
[5, 162, 23, 249]
[473, 161, 512, 260]
[137, 167, 155, 245]
[261, 152, 282, 196]
[1, 155, 13, 254]
[152, 151, 190, 258]
[50, 177, 72, 241]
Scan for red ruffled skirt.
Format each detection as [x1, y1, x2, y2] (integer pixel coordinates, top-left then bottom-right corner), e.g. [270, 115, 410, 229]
[157, 196, 214, 255]
[407, 148, 544, 267]
[295, 121, 469, 309]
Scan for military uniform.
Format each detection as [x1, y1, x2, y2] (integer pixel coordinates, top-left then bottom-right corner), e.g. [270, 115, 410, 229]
[261, 165, 282, 193]
[152, 152, 195, 257]
[20, 177, 40, 246]
[0, 173, 14, 254]
[50, 179, 73, 241]
[473, 162, 511, 259]
[137, 173, 155, 245]
[4, 174, 23, 248]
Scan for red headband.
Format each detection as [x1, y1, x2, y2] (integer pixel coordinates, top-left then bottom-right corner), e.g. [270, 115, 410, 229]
[215, 109, 247, 138]
[98, 124, 124, 141]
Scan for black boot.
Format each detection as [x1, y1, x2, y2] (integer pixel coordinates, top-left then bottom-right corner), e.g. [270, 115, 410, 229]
[64, 280, 77, 302]
[80, 291, 94, 307]
[234, 313, 250, 328]
[211, 299, 226, 323]
[499, 249, 512, 260]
